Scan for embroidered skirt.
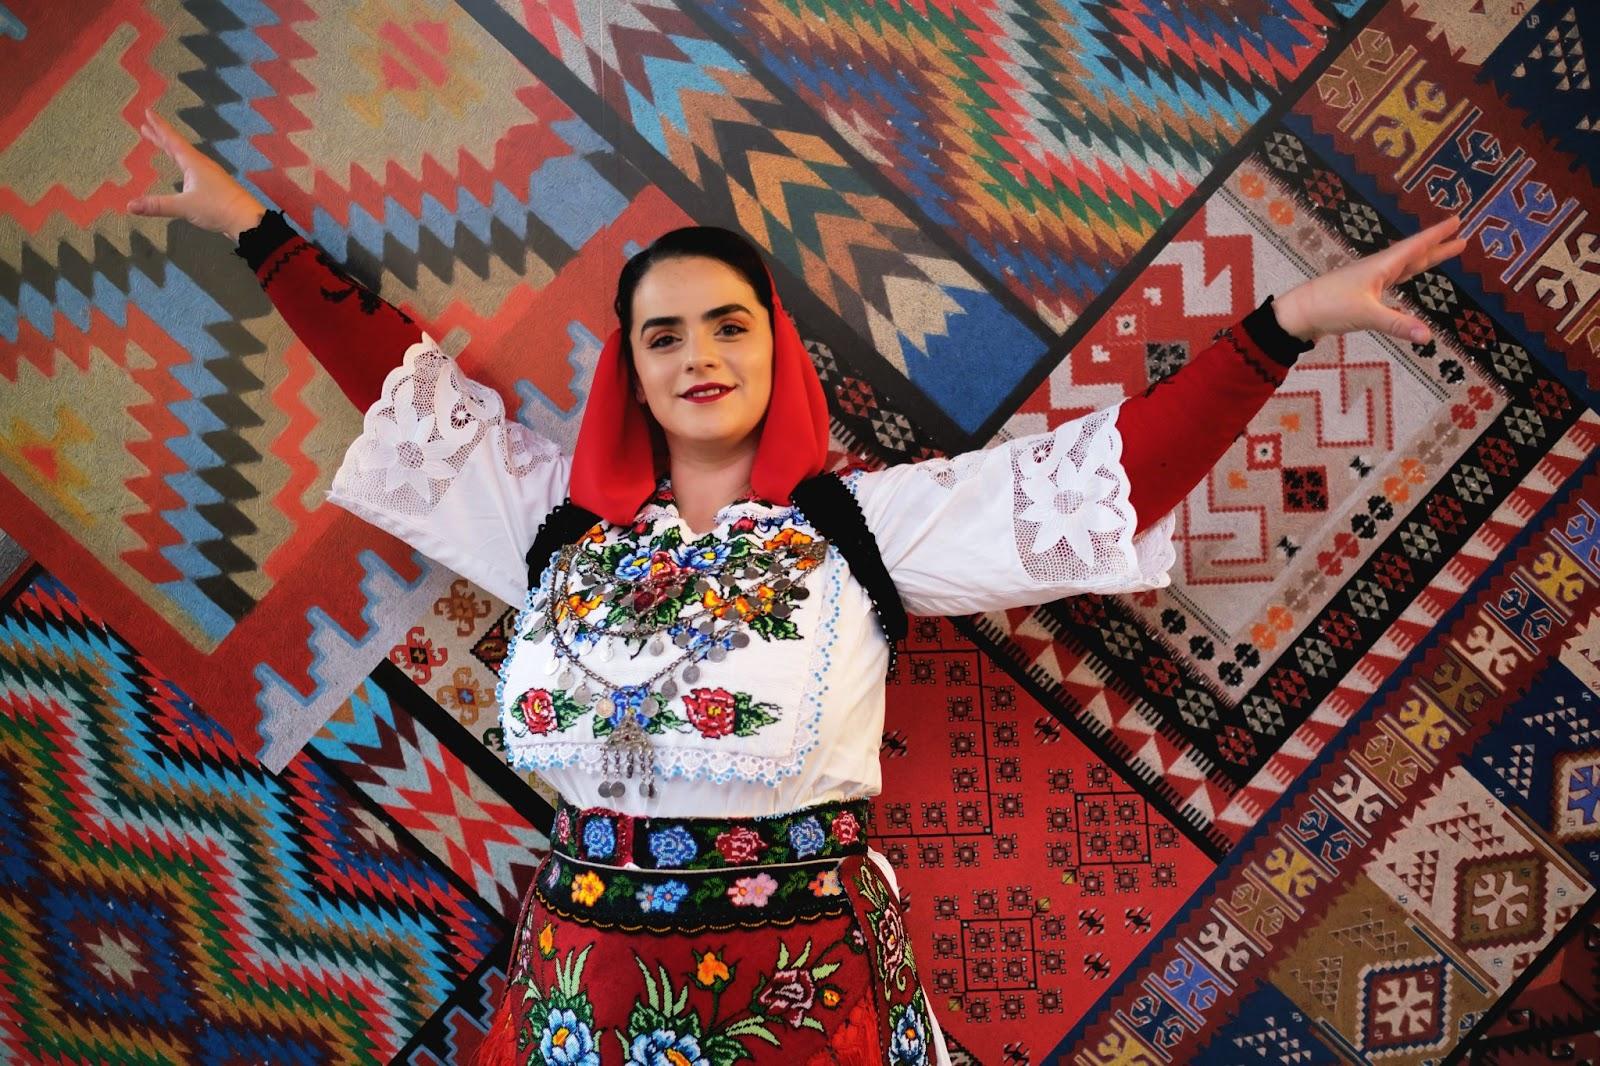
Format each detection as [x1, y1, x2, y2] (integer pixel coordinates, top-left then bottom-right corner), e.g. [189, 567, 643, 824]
[475, 797, 940, 1065]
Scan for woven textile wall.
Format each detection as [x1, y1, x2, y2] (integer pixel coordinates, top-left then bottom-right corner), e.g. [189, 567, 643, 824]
[3, 0, 1598, 1062]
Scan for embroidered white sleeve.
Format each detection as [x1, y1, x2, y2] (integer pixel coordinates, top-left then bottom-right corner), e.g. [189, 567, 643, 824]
[325, 332, 571, 606]
[846, 400, 1176, 615]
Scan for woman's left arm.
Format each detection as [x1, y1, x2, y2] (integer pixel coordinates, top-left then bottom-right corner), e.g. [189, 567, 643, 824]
[846, 216, 1469, 617]
[1119, 214, 1467, 534]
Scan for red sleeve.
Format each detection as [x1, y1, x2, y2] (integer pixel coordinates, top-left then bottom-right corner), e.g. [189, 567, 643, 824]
[1118, 296, 1313, 535]
[234, 210, 422, 410]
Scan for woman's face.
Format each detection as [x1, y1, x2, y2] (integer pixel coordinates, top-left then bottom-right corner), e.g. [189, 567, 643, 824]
[629, 255, 774, 458]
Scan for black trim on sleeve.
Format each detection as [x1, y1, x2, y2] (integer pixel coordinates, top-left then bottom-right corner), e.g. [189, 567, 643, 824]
[233, 209, 297, 272]
[524, 500, 603, 593]
[1241, 295, 1316, 369]
[791, 472, 908, 673]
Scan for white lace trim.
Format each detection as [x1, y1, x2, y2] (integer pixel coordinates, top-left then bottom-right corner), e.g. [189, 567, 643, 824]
[1010, 402, 1174, 591]
[333, 332, 561, 517]
[919, 449, 988, 488]
[496, 549, 844, 788]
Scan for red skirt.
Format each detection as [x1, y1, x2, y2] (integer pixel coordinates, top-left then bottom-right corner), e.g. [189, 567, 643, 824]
[475, 797, 937, 1065]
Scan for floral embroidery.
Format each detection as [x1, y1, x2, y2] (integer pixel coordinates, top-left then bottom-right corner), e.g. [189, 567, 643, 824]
[648, 826, 699, 867]
[507, 886, 906, 1062]
[552, 798, 869, 872]
[809, 870, 841, 897]
[582, 819, 616, 860]
[713, 826, 768, 865]
[513, 687, 587, 735]
[729, 873, 779, 908]
[627, 1028, 709, 1065]
[888, 995, 932, 1065]
[636, 880, 689, 914]
[540, 1005, 601, 1066]
[512, 684, 779, 741]
[789, 817, 827, 859]
[572, 871, 606, 907]
[571, 517, 822, 639]
[831, 811, 861, 846]
[693, 950, 732, 990]
[856, 864, 916, 995]
[683, 686, 780, 739]
[507, 932, 597, 1066]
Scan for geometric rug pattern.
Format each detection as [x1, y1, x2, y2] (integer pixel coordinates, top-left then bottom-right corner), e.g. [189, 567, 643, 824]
[5, 0, 1600, 1060]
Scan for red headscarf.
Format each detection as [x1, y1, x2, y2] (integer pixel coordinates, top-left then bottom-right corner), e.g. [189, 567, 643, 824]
[567, 267, 831, 524]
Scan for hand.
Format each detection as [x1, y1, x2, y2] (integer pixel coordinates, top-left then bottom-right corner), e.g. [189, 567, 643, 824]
[127, 108, 266, 242]
[1271, 215, 1469, 345]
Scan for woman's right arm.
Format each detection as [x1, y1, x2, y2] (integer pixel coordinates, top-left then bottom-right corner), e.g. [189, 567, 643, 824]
[233, 209, 421, 411]
[129, 110, 572, 607]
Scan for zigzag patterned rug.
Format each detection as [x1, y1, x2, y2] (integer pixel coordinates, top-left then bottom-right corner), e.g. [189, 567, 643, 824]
[4, 0, 1600, 1061]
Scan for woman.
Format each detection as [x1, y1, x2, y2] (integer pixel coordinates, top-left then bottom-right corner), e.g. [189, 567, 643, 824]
[129, 108, 1466, 1064]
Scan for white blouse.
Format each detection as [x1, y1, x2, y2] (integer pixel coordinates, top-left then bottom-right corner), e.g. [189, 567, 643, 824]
[326, 334, 1178, 819]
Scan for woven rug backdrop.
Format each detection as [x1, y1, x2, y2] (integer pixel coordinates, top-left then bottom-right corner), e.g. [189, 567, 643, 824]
[2, 0, 1598, 1062]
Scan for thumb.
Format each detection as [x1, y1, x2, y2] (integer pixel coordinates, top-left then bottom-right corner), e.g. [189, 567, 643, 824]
[127, 192, 187, 218]
[1378, 306, 1430, 344]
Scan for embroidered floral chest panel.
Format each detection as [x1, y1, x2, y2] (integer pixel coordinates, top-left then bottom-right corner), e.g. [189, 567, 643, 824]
[496, 493, 839, 788]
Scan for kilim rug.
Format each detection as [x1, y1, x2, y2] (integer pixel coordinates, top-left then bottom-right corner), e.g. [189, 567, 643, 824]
[5, 0, 1600, 1061]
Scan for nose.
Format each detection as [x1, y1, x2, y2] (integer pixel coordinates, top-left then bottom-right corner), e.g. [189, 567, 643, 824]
[681, 333, 721, 369]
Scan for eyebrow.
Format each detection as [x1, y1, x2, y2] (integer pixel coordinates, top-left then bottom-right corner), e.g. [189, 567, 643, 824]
[638, 303, 754, 334]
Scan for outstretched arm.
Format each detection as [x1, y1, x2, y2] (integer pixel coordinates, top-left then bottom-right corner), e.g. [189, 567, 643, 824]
[233, 210, 419, 410]
[1118, 215, 1467, 534]
[845, 216, 1469, 617]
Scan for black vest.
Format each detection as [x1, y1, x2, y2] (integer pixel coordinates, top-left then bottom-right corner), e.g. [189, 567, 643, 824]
[523, 473, 908, 671]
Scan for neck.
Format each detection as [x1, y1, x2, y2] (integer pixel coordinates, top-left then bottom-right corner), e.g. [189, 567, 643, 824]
[666, 435, 758, 536]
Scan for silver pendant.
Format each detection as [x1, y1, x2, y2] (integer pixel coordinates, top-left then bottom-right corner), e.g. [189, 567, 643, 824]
[708, 645, 727, 663]
[730, 631, 751, 649]
[682, 664, 700, 683]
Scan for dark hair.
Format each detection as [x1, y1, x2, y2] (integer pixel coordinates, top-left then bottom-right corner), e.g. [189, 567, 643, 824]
[613, 226, 775, 360]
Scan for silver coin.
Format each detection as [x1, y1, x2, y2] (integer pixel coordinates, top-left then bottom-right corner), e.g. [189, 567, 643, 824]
[708, 646, 727, 662]
[648, 636, 664, 655]
[683, 665, 700, 683]
[790, 587, 809, 601]
[771, 604, 791, 619]
[673, 631, 692, 648]
[660, 680, 678, 699]
[730, 631, 751, 648]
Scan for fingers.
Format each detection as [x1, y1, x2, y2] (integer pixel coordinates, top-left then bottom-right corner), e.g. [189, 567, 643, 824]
[1385, 214, 1463, 265]
[1381, 306, 1430, 344]
[1394, 235, 1470, 282]
[140, 107, 192, 166]
[127, 192, 186, 218]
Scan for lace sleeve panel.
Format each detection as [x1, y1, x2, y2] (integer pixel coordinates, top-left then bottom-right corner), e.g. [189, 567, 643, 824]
[844, 400, 1176, 616]
[325, 332, 571, 606]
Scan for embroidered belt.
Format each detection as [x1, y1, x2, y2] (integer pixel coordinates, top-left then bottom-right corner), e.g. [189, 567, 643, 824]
[537, 798, 874, 932]
[549, 796, 872, 871]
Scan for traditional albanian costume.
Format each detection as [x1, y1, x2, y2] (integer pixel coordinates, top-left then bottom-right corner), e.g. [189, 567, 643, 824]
[236, 212, 1311, 1064]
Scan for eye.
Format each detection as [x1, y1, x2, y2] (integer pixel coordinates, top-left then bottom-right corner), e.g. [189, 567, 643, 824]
[717, 322, 747, 337]
[646, 332, 678, 350]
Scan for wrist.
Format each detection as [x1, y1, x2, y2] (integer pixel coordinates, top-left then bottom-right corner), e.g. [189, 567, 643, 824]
[1271, 288, 1317, 343]
[224, 198, 267, 244]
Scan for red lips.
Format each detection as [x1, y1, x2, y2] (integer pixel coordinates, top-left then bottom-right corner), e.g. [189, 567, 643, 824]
[680, 383, 735, 402]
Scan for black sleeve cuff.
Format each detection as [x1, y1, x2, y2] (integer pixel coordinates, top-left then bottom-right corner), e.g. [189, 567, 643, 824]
[1241, 294, 1316, 369]
[233, 209, 297, 272]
